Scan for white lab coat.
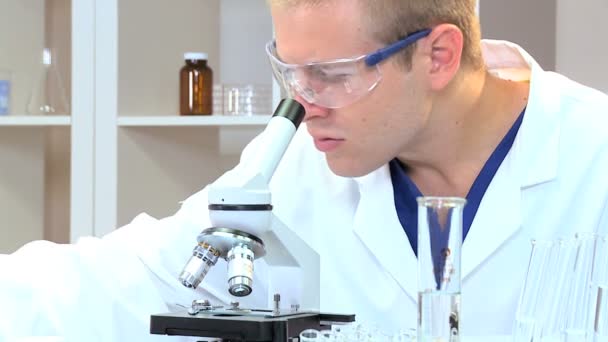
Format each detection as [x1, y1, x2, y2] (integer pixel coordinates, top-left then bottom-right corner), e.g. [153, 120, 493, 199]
[1, 40, 607, 341]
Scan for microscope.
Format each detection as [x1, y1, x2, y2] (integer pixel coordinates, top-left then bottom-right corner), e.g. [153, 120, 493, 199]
[150, 99, 354, 341]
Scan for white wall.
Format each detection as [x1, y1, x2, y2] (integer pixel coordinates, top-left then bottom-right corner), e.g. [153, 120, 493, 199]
[115, 0, 271, 226]
[44, 0, 71, 244]
[0, 129, 45, 253]
[0, 0, 45, 114]
[44, 127, 70, 244]
[480, 0, 608, 93]
[117, 127, 239, 226]
[0, 0, 44, 253]
[556, 0, 608, 93]
[219, 0, 273, 85]
[0, 0, 71, 252]
[118, 0, 221, 116]
[480, 0, 556, 70]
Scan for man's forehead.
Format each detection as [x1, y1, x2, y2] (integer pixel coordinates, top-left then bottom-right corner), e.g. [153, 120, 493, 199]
[274, 38, 375, 65]
[271, 0, 375, 63]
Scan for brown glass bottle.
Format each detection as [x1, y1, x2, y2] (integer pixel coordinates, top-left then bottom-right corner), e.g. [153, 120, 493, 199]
[180, 52, 213, 115]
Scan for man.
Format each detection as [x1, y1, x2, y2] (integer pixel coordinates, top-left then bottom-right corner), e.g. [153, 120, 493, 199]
[261, 0, 608, 335]
[1, 0, 607, 340]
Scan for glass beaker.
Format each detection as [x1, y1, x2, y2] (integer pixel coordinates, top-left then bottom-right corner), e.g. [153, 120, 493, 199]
[222, 84, 272, 116]
[212, 84, 223, 115]
[417, 196, 466, 342]
[27, 48, 70, 115]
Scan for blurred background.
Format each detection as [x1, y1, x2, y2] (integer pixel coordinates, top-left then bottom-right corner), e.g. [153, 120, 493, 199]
[0, 0, 606, 254]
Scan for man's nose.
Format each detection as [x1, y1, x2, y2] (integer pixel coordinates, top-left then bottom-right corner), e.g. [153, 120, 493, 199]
[293, 94, 330, 121]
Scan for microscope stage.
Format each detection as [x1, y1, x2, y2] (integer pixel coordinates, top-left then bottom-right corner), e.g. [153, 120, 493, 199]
[150, 309, 355, 341]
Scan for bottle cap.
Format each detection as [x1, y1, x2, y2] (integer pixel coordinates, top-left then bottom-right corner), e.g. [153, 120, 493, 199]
[184, 52, 208, 61]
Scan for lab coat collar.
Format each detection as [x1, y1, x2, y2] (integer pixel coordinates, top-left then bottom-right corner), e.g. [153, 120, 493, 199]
[482, 39, 560, 188]
[351, 40, 561, 301]
[461, 40, 561, 278]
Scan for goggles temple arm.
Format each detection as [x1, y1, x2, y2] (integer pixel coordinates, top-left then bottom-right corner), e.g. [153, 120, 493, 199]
[364, 29, 432, 67]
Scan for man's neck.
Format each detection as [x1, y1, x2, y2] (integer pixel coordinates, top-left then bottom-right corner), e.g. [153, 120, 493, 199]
[397, 70, 530, 197]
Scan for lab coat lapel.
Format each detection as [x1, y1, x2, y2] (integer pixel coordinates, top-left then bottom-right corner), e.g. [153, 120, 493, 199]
[461, 152, 522, 279]
[463, 41, 561, 279]
[461, 105, 559, 279]
[352, 166, 418, 303]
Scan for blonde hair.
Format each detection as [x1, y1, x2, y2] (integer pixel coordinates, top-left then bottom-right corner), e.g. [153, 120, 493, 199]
[268, 0, 483, 70]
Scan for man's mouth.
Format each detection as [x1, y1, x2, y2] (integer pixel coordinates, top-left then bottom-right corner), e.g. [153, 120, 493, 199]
[313, 137, 345, 152]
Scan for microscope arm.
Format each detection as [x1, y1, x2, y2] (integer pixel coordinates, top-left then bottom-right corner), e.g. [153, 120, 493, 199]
[260, 214, 320, 311]
[206, 98, 305, 208]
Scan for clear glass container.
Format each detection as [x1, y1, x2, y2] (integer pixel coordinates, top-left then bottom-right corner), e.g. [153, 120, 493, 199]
[563, 233, 599, 341]
[222, 84, 272, 116]
[514, 234, 608, 342]
[592, 236, 607, 342]
[417, 196, 466, 342]
[27, 48, 70, 115]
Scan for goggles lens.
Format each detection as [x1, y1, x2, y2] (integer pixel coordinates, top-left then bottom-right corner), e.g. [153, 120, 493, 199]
[266, 42, 381, 109]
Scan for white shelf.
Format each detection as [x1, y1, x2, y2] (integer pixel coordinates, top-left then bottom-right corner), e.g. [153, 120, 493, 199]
[117, 115, 270, 127]
[0, 115, 71, 126]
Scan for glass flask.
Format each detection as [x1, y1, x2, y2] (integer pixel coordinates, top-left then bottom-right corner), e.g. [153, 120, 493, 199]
[27, 48, 70, 115]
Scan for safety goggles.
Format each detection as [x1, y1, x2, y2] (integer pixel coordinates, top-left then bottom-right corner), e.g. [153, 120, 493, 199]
[266, 29, 432, 109]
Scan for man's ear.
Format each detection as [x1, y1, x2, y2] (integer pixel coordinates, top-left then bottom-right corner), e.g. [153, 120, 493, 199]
[422, 24, 464, 91]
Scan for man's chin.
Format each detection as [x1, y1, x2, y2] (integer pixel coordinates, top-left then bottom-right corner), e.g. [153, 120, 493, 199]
[325, 157, 378, 178]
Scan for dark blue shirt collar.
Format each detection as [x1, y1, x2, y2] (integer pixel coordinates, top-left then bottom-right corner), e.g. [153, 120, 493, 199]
[390, 108, 526, 255]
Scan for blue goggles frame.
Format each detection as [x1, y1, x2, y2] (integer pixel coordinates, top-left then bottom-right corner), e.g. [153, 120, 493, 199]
[364, 29, 432, 66]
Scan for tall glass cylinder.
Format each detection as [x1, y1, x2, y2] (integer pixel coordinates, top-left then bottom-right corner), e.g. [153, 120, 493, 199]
[592, 235, 607, 342]
[564, 233, 598, 342]
[417, 196, 466, 342]
[513, 239, 556, 342]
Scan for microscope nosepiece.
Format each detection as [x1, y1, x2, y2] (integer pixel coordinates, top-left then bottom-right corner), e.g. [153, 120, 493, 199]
[179, 243, 220, 288]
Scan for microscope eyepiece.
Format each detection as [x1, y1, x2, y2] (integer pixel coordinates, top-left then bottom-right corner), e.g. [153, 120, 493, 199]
[272, 98, 305, 129]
